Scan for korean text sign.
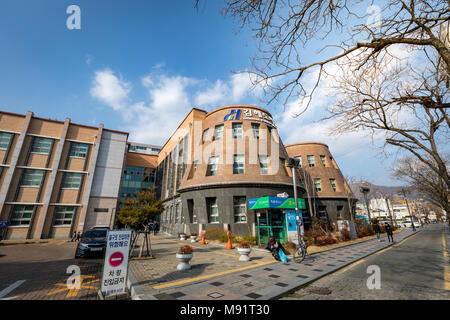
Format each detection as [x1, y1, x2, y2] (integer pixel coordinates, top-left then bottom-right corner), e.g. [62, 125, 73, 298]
[101, 230, 131, 297]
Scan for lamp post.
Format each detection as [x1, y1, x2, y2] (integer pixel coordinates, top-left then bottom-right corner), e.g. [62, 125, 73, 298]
[360, 187, 372, 223]
[287, 157, 303, 242]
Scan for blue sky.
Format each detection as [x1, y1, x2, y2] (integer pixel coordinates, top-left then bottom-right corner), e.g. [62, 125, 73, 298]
[0, 0, 407, 185]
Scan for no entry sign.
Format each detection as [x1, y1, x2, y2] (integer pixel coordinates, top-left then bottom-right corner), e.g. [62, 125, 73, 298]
[101, 230, 131, 297]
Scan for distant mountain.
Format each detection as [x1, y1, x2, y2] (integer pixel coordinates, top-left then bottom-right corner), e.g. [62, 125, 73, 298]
[349, 181, 422, 202]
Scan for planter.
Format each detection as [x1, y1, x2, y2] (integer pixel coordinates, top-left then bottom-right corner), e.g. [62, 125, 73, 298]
[237, 247, 252, 261]
[180, 235, 187, 240]
[190, 236, 197, 243]
[176, 253, 193, 270]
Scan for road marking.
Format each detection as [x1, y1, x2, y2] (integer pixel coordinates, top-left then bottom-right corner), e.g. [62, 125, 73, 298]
[442, 231, 450, 291]
[47, 275, 99, 298]
[152, 259, 277, 290]
[56, 241, 68, 246]
[0, 280, 26, 299]
[0, 295, 19, 300]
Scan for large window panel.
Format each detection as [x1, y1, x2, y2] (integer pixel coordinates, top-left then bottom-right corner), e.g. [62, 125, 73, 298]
[69, 142, 89, 158]
[31, 137, 52, 154]
[10, 205, 34, 226]
[53, 206, 75, 226]
[0, 132, 13, 150]
[61, 172, 82, 189]
[20, 169, 45, 187]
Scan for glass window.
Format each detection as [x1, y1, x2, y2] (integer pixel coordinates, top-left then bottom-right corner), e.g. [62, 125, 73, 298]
[330, 178, 337, 192]
[259, 155, 269, 174]
[70, 142, 89, 158]
[0, 132, 13, 150]
[207, 198, 219, 223]
[232, 123, 242, 138]
[214, 124, 224, 140]
[314, 178, 322, 192]
[192, 209, 198, 224]
[233, 196, 247, 223]
[307, 155, 315, 167]
[233, 154, 244, 174]
[206, 156, 219, 176]
[31, 137, 52, 154]
[193, 160, 199, 173]
[54, 206, 75, 226]
[10, 205, 34, 226]
[202, 128, 209, 143]
[320, 155, 326, 166]
[62, 172, 82, 189]
[251, 123, 260, 138]
[20, 169, 44, 187]
[295, 156, 302, 168]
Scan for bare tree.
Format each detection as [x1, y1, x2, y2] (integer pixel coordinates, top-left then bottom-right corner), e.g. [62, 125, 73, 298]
[200, 0, 450, 190]
[393, 155, 449, 224]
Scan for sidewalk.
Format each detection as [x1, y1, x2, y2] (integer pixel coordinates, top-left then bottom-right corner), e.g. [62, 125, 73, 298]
[0, 238, 71, 246]
[127, 227, 419, 300]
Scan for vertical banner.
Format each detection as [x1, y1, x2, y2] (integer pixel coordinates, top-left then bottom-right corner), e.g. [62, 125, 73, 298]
[101, 230, 131, 297]
[286, 209, 303, 244]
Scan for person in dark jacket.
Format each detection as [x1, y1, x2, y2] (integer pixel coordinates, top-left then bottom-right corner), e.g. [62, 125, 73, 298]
[385, 222, 394, 242]
[266, 236, 286, 261]
[372, 222, 381, 241]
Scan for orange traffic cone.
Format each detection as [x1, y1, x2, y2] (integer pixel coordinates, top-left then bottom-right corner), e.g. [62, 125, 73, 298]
[200, 230, 206, 245]
[226, 230, 232, 249]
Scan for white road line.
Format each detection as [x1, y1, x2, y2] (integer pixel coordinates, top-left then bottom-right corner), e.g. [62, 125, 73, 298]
[0, 295, 19, 300]
[0, 280, 26, 299]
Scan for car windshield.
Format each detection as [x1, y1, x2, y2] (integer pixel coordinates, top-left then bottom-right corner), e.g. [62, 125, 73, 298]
[83, 230, 107, 238]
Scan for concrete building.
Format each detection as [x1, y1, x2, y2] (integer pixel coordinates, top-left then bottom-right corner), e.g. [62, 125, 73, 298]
[285, 142, 357, 228]
[155, 105, 307, 241]
[0, 110, 128, 240]
[118, 142, 159, 204]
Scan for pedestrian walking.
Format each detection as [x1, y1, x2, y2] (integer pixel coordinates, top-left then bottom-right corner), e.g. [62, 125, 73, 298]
[76, 231, 81, 242]
[372, 221, 381, 241]
[385, 222, 394, 242]
[154, 221, 159, 235]
[71, 231, 76, 242]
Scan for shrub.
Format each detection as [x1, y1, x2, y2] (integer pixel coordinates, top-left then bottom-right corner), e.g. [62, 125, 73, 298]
[218, 233, 237, 243]
[178, 245, 193, 254]
[238, 241, 251, 248]
[340, 229, 351, 241]
[241, 235, 257, 245]
[282, 241, 297, 254]
[205, 227, 225, 240]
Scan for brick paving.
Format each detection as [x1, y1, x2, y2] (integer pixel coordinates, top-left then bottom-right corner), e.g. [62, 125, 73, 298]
[0, 241, 103, 300]
[128, 228, 419, 300]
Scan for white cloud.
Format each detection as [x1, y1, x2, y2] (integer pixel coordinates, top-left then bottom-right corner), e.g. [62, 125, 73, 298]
[90, 69, 131, 111]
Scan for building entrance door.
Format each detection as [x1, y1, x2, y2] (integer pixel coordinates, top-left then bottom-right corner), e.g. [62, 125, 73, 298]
[256, 209, 287, 245]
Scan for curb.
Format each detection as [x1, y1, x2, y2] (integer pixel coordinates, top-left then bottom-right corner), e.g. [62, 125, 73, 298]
[271, 229, 421, 300]
[0, 239, 72, 246]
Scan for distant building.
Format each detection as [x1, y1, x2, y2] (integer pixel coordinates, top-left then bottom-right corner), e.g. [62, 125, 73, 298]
[0, 110, 128, 240]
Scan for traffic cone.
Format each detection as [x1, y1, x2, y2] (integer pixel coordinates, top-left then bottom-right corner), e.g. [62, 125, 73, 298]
[226, 231, 232, 249]
[200, 232, 206, 245]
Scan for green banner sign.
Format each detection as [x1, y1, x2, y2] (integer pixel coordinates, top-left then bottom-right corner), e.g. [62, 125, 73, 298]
[248, 197, 306, 210]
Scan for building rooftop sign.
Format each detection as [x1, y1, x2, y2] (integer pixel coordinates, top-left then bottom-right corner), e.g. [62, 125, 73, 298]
[248, 196, 306, 210]
[223, 107, 276, 127]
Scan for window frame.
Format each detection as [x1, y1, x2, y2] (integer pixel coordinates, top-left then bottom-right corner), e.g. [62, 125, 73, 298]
[0, 132, 13, 150]
[207, 198, 220, 224]
[53, 206, 75, 226]
[307, 155, 315, 167]
[31, 137, 53, 154]
[233, 196, 247, 223]
[232, 123, 243, 139]
[10, 205, 34, 226]
[330, 178, 337, 192]
[206, 156, 219, 176]
[61, 172, 83, 189]
[69, 142, 89, 158]
[214, 124, 224, 141]
[314, 178, 322, 192]
[259, 155, 269, 174]
[251, 123, 260, 139]
[20, 169, 45, 187]
[233, 154, 245, 174]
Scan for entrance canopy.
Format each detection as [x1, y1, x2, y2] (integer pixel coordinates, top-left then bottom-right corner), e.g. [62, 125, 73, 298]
[248, 197, 306, 210]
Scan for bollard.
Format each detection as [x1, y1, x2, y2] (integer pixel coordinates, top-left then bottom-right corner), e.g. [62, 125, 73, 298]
[226, 230, 232, 250]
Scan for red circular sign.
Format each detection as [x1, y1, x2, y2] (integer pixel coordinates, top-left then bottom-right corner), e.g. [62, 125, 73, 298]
[109, 251, 124, 267]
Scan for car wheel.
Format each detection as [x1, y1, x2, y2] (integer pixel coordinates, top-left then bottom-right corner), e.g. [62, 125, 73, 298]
[75, 249, 81, 259]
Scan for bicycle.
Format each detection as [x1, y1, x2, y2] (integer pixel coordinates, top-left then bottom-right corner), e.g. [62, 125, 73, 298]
[293, 234, 307, 263]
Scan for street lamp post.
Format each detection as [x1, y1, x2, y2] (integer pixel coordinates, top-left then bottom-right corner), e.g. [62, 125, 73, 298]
[401, 188, 416, 231]
[360, 187, 372, 223]
[384, 196, 395, 227]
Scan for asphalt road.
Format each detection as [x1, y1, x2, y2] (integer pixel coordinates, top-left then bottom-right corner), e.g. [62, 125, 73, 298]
[0, 240, 103, 300]
[282, 224, 450, 300]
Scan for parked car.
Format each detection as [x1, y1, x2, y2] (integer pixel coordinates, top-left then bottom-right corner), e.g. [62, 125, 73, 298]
[75, 228, 108, 258]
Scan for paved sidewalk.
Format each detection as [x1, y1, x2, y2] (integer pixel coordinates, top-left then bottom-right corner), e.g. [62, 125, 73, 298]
[128, 228, 419, 300]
